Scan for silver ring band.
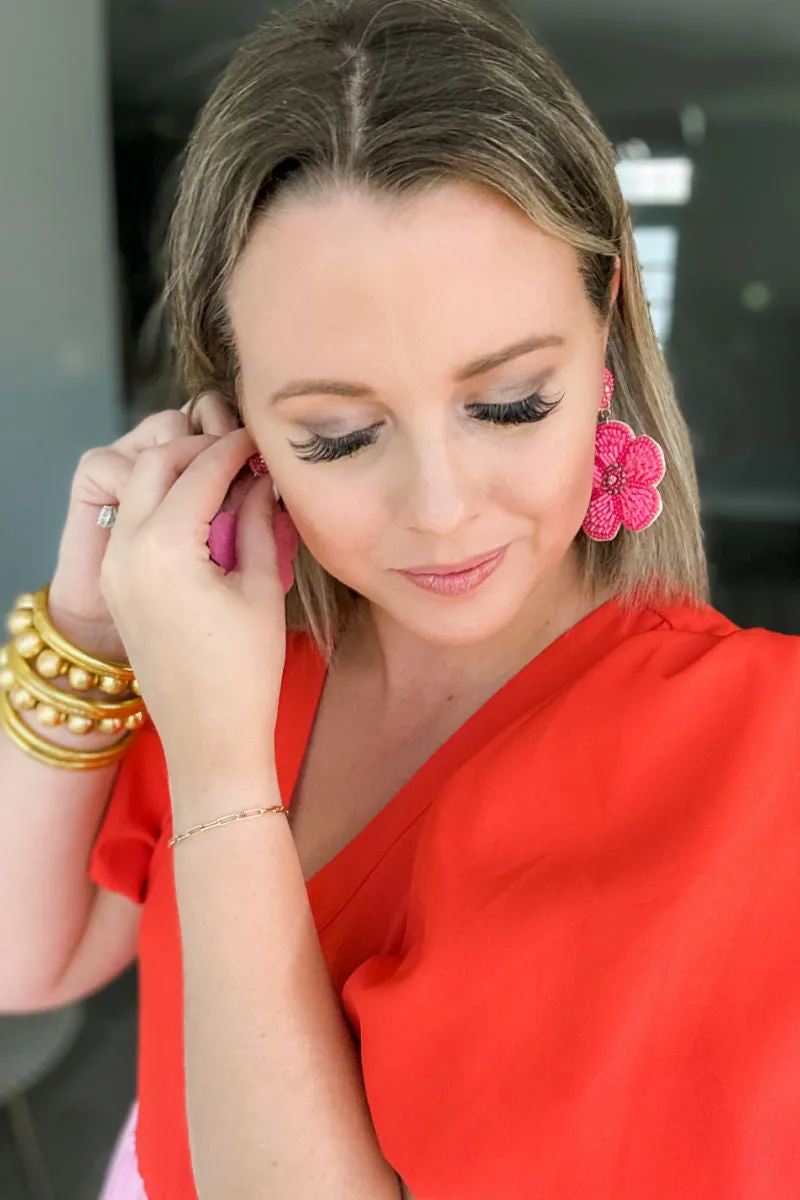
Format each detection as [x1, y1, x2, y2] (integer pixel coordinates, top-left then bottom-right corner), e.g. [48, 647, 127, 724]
[97, 505, 119, 529]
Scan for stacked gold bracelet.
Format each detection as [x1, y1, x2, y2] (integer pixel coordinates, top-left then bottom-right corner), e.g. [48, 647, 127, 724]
[0, 585, 147, 770]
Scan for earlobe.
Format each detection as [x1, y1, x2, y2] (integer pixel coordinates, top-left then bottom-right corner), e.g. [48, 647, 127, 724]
[247, 452, 287, 510]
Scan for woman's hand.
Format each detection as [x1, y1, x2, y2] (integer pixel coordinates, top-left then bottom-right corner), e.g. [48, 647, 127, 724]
[98, 424, 290, 784]
[48, 392, 242, 662]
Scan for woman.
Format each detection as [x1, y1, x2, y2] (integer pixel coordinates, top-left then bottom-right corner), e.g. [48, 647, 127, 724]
[1, 0, 798, 1196]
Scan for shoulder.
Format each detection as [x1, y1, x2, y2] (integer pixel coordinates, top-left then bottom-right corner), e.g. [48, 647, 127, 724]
[480, 599, 800, 796]
[610, 600, 800, 715]
[609, 604, 800, 785]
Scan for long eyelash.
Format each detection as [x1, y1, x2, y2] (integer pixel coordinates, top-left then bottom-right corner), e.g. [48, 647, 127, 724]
[289, 392, 561, 463]
[467, 392, 563, 426]
[288, 423, 383, 463]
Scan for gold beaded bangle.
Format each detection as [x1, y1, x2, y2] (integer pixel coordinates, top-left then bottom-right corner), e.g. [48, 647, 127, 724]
[168, 805, 289, 848]
[0, 687, 137, 771]
[7, 587, 139, 696]
[3, 584, 147, 742]
[4, 642, 145, 725]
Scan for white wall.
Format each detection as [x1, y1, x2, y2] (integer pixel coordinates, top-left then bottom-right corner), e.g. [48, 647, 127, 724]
[0, 0, 123, 613]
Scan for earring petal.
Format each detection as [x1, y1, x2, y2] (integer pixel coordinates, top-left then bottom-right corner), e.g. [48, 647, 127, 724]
[594, 420, 634, 469]
[620, 434, 666, 487]
[618, 482, 663, 533]
[583, 491, 622, 541]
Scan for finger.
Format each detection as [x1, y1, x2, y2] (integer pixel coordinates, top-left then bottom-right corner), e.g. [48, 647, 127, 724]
[152, 427, 260, 536]
[112, 408, 191, 459]
[57, 447, 137, 586]
[236, 477, 299, 594]
[113, 433, 220, 536]
[185, 391, 242, 438]
[229, 473, 276, 583]
[71, 446, 136, 511]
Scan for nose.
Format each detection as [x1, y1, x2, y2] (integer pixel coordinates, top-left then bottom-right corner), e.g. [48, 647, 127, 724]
[396, 434, 477, 536]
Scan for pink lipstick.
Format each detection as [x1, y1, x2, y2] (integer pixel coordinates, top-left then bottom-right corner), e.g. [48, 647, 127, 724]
[399, 546, 508, 595]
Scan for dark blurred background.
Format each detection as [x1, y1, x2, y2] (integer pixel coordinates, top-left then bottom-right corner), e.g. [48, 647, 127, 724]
[0, 0, 798, 1195]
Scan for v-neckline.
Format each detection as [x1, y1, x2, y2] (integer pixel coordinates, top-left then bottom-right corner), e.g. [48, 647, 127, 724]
[274, 596, 650, 932]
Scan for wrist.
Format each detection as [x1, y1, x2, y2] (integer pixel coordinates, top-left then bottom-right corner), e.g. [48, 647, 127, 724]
[166, 752, 281, 828]
[47, 588, 130, 665]
[48, 615, 127, 666]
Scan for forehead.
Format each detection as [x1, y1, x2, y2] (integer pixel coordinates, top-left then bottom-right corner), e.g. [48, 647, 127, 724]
[227, 181, 587, 380]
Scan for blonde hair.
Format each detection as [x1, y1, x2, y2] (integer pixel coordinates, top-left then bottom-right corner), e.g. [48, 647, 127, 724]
[166, 0, 708, 654]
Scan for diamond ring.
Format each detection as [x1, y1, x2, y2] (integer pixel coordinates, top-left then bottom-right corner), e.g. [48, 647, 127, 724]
[97, 505, 119, 529]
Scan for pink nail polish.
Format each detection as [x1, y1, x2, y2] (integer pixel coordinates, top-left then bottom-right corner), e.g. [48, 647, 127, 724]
[207, 511, 237, 573]
[207, 507, 299, 594]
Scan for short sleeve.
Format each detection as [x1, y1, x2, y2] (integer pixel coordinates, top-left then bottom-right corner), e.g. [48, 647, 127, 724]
[88, 720, 170, 905]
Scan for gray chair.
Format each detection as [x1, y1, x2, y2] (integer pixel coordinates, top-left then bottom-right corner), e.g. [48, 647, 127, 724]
[0, 1005, 85, 1200]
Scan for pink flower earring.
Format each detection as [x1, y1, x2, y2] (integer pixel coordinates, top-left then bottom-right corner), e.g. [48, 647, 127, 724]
[582, 368, 666, 542]
[247, 453, 272, 489]
[207, 453, 299, 592]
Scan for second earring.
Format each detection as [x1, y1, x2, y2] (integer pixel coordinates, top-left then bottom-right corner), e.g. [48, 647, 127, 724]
[582, 368, 666, 542]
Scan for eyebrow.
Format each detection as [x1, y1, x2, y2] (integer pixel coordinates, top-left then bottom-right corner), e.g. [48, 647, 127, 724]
[267, 333, 566, 405]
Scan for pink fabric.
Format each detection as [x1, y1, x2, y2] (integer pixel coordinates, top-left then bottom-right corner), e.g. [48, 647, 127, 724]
[98, 1103, 148, 1200]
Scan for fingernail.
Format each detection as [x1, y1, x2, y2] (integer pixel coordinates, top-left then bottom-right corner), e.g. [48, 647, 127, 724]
[207, 511, 237, 573]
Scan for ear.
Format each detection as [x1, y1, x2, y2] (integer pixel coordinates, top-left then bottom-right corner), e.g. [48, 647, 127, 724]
[602, 257, 622, 359]
[609, 256, 622, 311]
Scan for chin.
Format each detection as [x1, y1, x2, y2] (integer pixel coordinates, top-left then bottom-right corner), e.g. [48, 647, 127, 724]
[383, 588, 533, 647]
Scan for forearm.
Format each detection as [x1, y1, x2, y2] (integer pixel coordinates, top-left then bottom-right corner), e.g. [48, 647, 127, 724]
[170, 764, 400, 1200]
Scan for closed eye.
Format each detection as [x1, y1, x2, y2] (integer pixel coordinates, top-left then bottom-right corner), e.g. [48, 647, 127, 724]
[287, 392, 563, 462]
[465, 391, 563, 425]
[288, 422, 383, 463]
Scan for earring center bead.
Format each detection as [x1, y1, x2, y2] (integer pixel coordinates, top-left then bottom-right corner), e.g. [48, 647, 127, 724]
[601, 463, 627, 496]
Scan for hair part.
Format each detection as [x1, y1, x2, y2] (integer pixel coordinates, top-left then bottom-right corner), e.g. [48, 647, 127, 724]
[167, 0, 708, 655]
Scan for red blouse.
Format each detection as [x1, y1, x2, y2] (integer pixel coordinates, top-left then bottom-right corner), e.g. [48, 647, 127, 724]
[89, 597, 800, 1198]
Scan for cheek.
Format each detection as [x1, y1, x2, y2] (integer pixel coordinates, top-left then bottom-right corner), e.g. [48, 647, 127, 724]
[246, 418, 385, 573]
[499, 415, 597, 527]
[284, 474, 386, 575]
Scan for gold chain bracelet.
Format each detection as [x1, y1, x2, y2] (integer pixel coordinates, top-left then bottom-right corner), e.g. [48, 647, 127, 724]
[168, 805, 289, 848]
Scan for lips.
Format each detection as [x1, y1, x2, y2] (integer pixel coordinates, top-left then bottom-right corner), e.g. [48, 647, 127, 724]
[402, 547, 507, 577]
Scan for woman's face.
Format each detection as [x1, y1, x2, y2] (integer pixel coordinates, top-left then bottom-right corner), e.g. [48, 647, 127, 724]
[228, 180, 614, 645]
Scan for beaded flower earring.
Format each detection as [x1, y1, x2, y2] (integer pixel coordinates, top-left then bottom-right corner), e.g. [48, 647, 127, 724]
[207, 453, 299, 592]
[582, 368, 666, 542]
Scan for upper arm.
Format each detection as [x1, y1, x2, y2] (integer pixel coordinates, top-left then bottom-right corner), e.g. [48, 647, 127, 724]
[33, 718, 170, 1011]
